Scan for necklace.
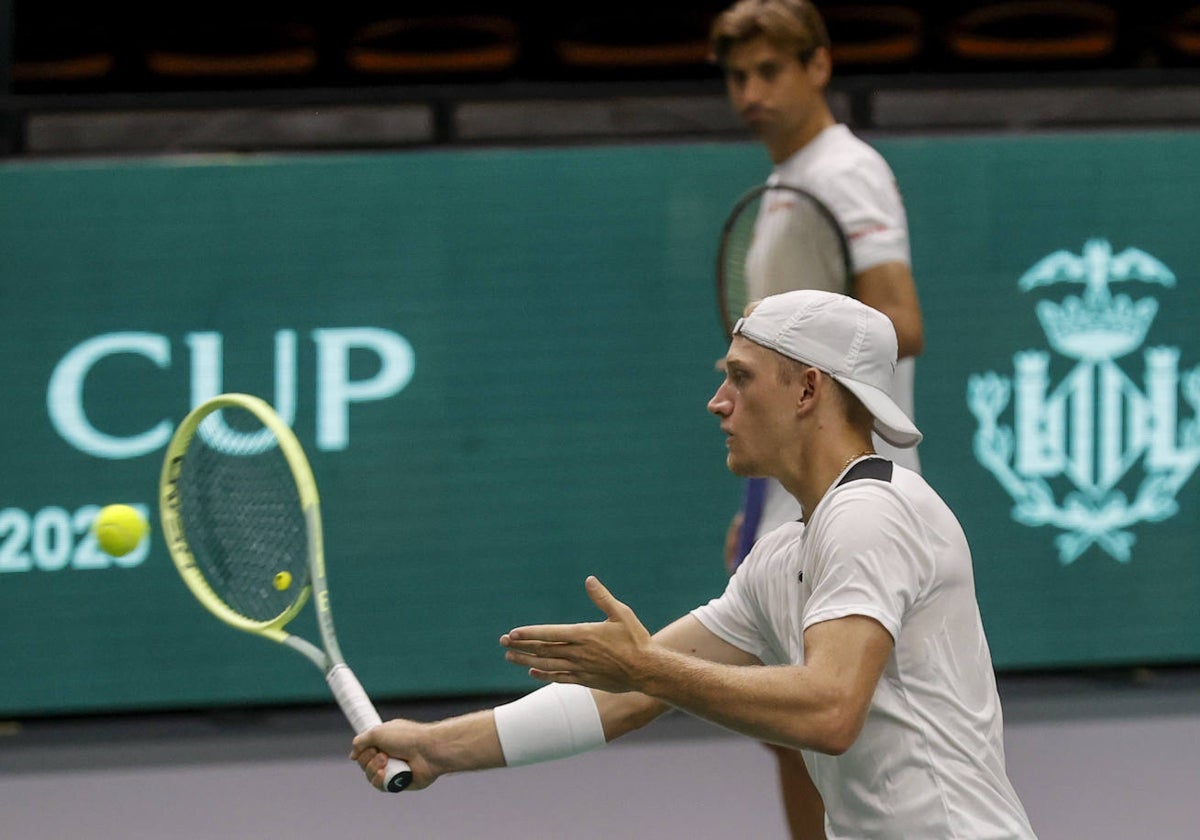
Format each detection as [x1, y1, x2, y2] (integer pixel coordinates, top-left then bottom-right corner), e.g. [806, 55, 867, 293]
[839, 449, 876, 475]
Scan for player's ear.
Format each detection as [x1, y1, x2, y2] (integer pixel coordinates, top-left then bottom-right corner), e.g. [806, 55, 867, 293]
[795, 366, 823, 413]
[806, 45, 832, 88]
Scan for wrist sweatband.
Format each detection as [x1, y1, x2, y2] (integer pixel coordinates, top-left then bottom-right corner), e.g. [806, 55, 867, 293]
[493, 683, 606, 766]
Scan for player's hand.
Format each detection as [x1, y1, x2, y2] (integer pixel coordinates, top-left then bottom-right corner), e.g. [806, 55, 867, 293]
[351, 720, 435, 792]
[500, 576, 653, 694]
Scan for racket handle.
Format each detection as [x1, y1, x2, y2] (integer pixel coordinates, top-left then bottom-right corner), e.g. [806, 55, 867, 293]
[327, 663, 413, 792]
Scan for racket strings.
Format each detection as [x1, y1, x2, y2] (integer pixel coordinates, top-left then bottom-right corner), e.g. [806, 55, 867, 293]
[177, 411, 310, 622]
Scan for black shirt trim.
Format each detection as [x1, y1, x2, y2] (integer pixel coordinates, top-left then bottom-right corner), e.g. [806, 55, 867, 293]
[836, 457, 893, 487]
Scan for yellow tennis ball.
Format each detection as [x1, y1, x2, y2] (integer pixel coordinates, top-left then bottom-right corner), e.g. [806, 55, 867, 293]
[273, 571, 293, 591]
[93, 504, 149, 557]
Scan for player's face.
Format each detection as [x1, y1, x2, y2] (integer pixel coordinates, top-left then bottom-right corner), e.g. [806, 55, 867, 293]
[708, 338, 801, 477]
[723, 36, 828, 155]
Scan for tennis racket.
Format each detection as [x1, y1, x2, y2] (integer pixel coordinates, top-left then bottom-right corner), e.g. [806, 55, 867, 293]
[159, 392, 412, 792]
[715, 183, 853, 339]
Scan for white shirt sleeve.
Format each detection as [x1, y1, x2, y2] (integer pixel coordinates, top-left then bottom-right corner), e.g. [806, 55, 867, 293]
[690, 558, 770, 661]
[689, 522, 806, 663]
[810, 160, 911, 275]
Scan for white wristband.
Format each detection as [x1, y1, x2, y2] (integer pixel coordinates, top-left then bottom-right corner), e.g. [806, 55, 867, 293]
[493, 683, 606, 767]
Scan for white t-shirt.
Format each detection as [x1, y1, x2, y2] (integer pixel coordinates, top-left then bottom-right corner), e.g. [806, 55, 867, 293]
[744, 124, 920, 538]
[696, 459, 1037, 840]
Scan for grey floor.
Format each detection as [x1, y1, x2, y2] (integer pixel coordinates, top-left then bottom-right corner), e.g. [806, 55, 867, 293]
[3, 668, 1199, 839]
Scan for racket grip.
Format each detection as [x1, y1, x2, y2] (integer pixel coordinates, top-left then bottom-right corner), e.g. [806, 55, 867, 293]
[327, 663, 413, 792]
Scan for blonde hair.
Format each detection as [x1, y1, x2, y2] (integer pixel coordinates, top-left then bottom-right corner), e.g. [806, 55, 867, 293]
[709, 0, 831, 66]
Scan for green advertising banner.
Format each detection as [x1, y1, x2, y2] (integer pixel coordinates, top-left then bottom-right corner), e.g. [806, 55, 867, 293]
[2, 131, 1199, 717]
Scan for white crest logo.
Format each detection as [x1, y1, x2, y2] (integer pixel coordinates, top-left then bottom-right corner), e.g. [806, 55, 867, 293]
[967, 239, 1200, 564]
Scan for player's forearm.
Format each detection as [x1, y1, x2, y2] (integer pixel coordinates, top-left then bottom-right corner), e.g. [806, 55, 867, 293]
[890, 312, 924, 359]
[631, 646, 856, 754]
[491, 683, 667, 768]
[398, 691, 656, 777]
[424, 709, 508, 775]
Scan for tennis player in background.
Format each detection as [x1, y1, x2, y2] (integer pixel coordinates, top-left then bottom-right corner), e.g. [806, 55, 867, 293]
[711, 4, 925, 829]
[714, 0, 925, 555]
[351, 291, 1038, 840]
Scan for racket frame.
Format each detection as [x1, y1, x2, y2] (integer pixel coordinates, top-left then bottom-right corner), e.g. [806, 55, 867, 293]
[160, 393, 331, 664]
[160, 392, 411, 791]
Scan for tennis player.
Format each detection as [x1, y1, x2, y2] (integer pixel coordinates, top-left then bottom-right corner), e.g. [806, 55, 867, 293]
[352, 290, 1038, 840]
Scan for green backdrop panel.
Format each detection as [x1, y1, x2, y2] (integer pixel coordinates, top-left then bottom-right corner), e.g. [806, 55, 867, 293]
[2, 131, 1199, 716]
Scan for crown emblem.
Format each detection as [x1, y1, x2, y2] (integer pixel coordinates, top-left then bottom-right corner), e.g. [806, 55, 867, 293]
[1020, 239, 1175, 361]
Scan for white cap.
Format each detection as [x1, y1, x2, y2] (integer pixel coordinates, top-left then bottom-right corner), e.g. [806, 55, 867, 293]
[733, 290, 922, 448]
